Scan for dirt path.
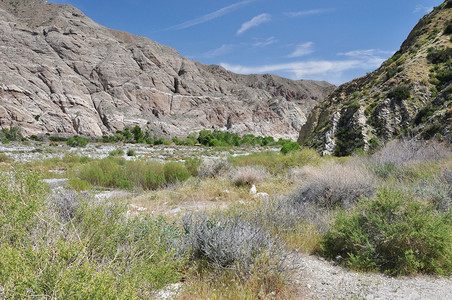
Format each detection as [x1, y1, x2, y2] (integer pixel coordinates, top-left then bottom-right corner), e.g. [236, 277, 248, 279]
[290, 253, 452, 300]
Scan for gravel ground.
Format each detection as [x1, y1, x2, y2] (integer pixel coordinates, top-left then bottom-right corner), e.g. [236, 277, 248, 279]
[291, 253, 452, 300]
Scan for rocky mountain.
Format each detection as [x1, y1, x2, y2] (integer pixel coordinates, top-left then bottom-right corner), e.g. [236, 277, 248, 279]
[0, 0, 334, 140]
[298, 1, 452, 155]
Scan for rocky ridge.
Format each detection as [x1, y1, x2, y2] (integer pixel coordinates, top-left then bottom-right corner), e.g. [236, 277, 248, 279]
[0, 0, 334, 140]
[298, 1, 452, 155]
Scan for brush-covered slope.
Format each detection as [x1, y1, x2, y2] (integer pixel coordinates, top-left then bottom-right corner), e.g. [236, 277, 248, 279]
[299, 1, 452, 155]
[0, 0, 334, 139]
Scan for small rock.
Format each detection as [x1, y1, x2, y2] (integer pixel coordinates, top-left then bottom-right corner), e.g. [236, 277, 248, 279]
[249, 184, 257, 194]
[254, 192, 269, 199]
[169, 207, 181, 214]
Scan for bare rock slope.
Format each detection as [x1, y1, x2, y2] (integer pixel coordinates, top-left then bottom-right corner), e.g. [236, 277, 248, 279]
[0, 0, 334, 139]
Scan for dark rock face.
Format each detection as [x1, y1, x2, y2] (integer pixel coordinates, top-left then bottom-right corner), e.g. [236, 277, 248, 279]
[299, 1, 452, 154]
[0, 0, 335, 139]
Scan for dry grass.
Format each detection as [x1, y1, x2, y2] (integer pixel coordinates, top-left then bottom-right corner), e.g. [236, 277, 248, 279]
[292, 161, 376, 209]
[229, 166, 270, 186]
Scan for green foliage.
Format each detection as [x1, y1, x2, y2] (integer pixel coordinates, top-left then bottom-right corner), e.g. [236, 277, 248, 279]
[154, 138, 171, 145]
[66, 177, 92, 191]
[78, 157, 191, 190]
[49, 136, 68, 142]
[109, 148, 124, 156]
[415, 105, 439, 125]
[67, 136, 88, 148]
[0, 170, 186, 297]
[0, 126, 23, 141]
[321, 188, 452, 276]
[280, 141, 300, 154]
[231, 148, 320, 174]
[127, 149, 136, 156]
[185, 157, 202, 177]
[164, 162, 191, 184]
[444, 23, 452, 34]
[387, 85, 411, 100]
[427, 47, 452, 64]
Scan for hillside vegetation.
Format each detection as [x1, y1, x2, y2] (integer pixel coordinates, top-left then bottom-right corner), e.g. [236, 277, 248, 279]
[299, 0, 452, 156]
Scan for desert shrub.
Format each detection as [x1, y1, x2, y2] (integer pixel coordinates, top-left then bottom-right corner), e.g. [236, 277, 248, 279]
[0, 126, 23, 141]
[183, 213, 285, 275]
[0, 153, 11, 163]
[198, 158, 231, 178]
[291, 161, 376, 209]
[321, 188, 452, 276]
[229, 166, 269, 186]
[231, 148, 320, 174]
[66, 177, 92, 191]
[387, 85, 411, 100]
[67, 136, 88, 148]
[154, 138, 171, 145]
[109, 148, 124, 156]
[127, 149, 136, 156]
[280, 141, 300, 154]
[0, 171, 186, 298]
[367, 139, 450, 178]
[427, 47, 452, 64]
[184, 157, 202, 176]
[163, 162, 191, 184]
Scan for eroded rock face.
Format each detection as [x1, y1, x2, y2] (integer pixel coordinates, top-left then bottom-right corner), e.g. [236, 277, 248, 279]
[0, 0, 335, 139]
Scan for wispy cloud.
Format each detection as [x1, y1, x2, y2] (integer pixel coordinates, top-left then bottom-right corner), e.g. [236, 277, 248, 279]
[237, 13, 272, 35]
[165, 0, 256, 31]
[339, 49, 395, 57]
[220, 49, 391, 85]
[202, 44, 235, 58]
[253, 36, 278, 47]
[284, 8, 333, 18]
[288, 42, 314, 58]
[414, 4, 433, 14]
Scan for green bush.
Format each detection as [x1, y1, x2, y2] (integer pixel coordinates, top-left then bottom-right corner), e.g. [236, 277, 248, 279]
[164, 162, 191, 184]
[67, 136, 88, 148]
[387, 86, 410, 100]
[109, 148, 124, 156]
[0, 126, 23, 141]
[321, 188, 452, 276]
[185, 157, 202, 176]
[280, 141, 300, 154]
[0, 171, 186, 298]
[127, 149, 136, 156]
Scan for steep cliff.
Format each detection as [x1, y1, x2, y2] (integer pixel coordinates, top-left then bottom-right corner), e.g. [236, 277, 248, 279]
[0, 0, 334, 139]
[299, 1, 452, 155]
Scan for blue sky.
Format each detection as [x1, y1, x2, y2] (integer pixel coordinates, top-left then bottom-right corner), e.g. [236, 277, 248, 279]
[49, 0, 443, 85]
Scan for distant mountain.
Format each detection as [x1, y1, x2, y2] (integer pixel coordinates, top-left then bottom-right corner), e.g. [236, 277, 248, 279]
[298, 1, 452, 155]
[0, 0, 334, 139]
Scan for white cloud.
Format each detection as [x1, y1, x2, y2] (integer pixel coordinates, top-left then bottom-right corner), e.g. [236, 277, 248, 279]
[237, 13, 272, 35]
[338, 49, 395, 58]
[253, 36, 277, 47]
[220, 53, 387, 85]
[284, 9, 333, 18]
[414, 4, 433, 14]
[165, 0, 256, 31]
[202, 44, 234, 58]
[288, 42, 314, 58]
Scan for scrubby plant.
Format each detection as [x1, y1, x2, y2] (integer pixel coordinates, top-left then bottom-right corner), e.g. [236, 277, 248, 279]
[109, 148, 124, 156]
[229, 166, 270, 186]
[163, 162, 191, 184]
[0, 126, 23, 141]
[127, 149, 136, 156]
[184, 157, 202, 177]
[182, 213, 285, 275]
[387, 85, 411, 100]
[291, 161, 376, 209]
[280, 141, 300, 154]
[198, 158, 231, 178]
[321, 188, 452, 276]
[67, 136, 88, 148]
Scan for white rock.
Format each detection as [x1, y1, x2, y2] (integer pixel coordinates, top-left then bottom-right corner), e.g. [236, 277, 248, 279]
[249, 184, 257, 194]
